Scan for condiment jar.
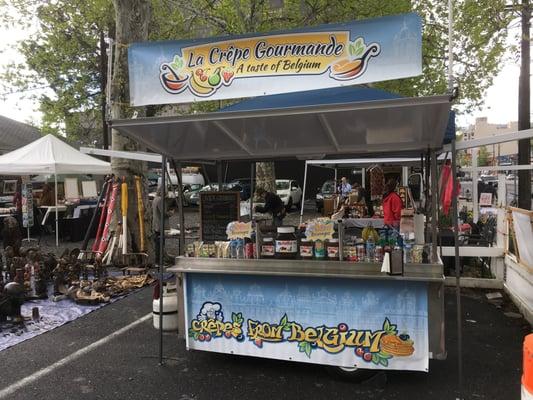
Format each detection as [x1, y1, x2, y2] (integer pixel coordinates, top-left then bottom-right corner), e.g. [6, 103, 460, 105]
[261, 238, 275, 259]
[275, 227, 298, 259]
[326, 238, 339, 260]
[299, 239, 314, 259]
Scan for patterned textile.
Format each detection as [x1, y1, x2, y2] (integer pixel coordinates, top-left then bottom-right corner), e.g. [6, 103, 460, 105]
[370, 166, 385, 200]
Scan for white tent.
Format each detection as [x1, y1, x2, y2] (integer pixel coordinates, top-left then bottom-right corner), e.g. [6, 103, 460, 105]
[0, 134, 111, 245]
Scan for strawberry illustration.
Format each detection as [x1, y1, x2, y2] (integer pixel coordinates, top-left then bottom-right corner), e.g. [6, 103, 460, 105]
[222, 69, 234, 84]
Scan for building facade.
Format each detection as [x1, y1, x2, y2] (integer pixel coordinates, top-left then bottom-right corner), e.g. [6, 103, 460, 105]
[464, 117, 518, 162]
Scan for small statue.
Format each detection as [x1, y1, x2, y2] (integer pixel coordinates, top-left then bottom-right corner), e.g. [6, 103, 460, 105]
[0, 282, 25, 322]
[52, 259, 69, 296]
[33, 264, 48, 299]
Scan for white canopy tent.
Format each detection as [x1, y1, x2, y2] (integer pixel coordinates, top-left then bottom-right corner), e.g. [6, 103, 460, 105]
[0, 134, 111, 245]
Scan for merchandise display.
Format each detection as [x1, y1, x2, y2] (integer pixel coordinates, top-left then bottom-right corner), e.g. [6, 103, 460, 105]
[184, 216, 429, 269]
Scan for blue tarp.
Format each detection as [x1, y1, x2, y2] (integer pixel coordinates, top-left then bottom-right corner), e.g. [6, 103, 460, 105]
[221, 86, 455, 144]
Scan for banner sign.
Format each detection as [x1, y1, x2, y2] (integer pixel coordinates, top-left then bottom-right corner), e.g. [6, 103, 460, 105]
[226, 221, 253, 240]
[21, 176, 34, 228]
[185, 273, 429, 371]
[129, 13, 422, 106]
[305, 218, 335, 241]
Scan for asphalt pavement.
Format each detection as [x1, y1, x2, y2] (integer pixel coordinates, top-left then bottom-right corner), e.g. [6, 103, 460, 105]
[0, 286, 529, 400]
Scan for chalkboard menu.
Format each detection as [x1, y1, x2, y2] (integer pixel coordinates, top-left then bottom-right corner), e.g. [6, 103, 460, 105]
[200, 191, 240, 242]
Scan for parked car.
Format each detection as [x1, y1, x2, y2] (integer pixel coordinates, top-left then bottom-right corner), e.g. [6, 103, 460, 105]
[182, 183, 203, 206]
[188, 183, 233, 206]
[315, 180, 336, 212]
[227, 178, 253, 201]
[276, 179, 302, 211]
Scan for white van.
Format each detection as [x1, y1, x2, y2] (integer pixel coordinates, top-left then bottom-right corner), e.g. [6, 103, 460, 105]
[152, 167, 206, 200]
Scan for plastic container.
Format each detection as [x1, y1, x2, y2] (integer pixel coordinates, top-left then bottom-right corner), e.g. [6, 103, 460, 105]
[343, 243, 357, 262]
[153, 282, 179, 332]
[366, 237, 375, 262]
[261, 238, 275, 258]
[326, 238, 340, 260]
[275, 226, 298, 259]
[299, 239, 314, 259]
[522, 334, 533, 399]
[314, 239, 325, 259]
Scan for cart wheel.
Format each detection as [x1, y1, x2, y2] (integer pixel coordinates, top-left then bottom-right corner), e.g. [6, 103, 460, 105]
[326, 366, 379, 382]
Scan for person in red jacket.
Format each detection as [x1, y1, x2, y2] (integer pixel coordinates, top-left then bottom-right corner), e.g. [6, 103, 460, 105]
[382, 179, 403, 228]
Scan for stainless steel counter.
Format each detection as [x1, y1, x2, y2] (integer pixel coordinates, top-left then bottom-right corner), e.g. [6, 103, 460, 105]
[169, 257, 444, 282]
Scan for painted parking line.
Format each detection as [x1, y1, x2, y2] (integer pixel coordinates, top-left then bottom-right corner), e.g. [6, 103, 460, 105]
[0, 313, 152, 399]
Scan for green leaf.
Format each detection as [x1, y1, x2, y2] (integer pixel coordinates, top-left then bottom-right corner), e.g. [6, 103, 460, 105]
[304, 342, 312, 358]
[349, 44, 356, 56]
[232, 312, 237, 323]
[173, 55, 183, 68]
[383, 318, 391, 331]
[371, 353, 379, 365]
[352, 37, 365, 57]
[379, 358, 388, 367]
[283, 324, 292, 332]
[280, 314, 288, 327]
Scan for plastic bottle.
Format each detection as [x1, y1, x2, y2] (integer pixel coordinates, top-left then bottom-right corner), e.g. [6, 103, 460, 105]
[404, 243, 412, 264]
[366, 236, 375, 262]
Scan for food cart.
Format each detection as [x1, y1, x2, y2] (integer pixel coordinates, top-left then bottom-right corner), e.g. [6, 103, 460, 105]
[111, 90, 451, 375]
[112, 13, 456, 376]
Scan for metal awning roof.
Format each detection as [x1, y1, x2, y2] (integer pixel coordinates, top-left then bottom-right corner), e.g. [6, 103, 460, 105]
[110, 94, 451, 162]
[306, 157, 423, 168]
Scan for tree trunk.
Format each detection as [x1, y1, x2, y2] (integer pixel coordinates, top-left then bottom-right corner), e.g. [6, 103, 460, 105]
[518, 0, 532, 210]
[99, 31, 109, 150]
[255, 162, 276, 199]
[111, 0, 153, 262]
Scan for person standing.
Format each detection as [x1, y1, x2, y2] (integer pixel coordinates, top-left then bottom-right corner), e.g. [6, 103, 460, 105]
[254, 187, 286, 227]
[382, 179, 403, 229]
[152, 186, 173, 264]
[339, 177, 352, 198]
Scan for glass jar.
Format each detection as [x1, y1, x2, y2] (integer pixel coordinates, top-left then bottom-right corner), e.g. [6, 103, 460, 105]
[275, 227, 298, 259]
[343, 242, 357, 262]
[299, 239, 314, 259]
[260, 238, 275, 259]
[326, 238, 339, 260]
[314, 239, 325, 260]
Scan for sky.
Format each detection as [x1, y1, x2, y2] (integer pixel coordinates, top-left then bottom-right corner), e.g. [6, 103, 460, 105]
[0, 13, 525, 130]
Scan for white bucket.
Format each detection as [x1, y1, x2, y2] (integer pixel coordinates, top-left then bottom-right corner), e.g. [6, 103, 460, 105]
[152, 282, 179, 332]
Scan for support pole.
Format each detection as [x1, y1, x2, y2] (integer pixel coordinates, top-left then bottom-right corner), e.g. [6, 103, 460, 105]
[430, 150, 438, 262]
[158, 155, 166, 365]
[402, 166, 409, 186]
[451, 138, 463, 399]
[472, 148, 479, 222]
[217, 161, 223, 191]
[300, 162, 308, 224]
[361, 167, 366, 188]
[174, 161, 185, 256]
[54, 173, 59, 247]
[250, 162, 255, 220]
[425, 151, 431, 244]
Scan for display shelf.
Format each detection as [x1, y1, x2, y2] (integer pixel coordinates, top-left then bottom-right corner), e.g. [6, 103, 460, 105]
[169, 256, 444, 282]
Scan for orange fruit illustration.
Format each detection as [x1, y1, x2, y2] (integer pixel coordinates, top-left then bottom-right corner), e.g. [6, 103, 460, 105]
[332, 59, 362, 75]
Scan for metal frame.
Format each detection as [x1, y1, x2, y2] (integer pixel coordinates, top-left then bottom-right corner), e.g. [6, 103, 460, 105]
[114, 110, 449, 371]
[170, 257, 444, 282]
[112, 95, 452, 128]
